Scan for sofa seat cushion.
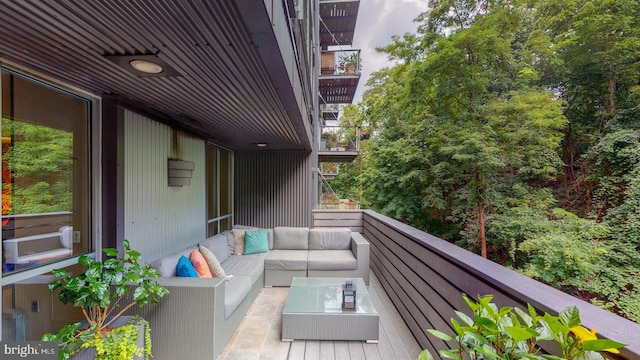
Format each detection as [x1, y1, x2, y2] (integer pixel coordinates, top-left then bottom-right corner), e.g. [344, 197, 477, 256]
[309, 228, 352, 250]
[222, 253, 269, 284]
[307, 250, 357, 270]
[224, 275, 252, 319]
[264, 250, 308, 271]
[273, 227, 309, 250]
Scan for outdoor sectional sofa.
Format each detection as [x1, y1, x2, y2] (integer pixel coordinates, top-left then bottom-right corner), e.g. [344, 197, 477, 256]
[131, 226, 370, 360]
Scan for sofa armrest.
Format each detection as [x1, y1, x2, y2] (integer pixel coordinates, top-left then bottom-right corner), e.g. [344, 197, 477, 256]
[155, 276, 226, 288]
[351, 232, 370, 285]
[129, 277, 226, 360]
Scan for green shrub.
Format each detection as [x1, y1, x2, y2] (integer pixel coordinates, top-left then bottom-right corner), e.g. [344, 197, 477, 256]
[419, 294, 625, 360]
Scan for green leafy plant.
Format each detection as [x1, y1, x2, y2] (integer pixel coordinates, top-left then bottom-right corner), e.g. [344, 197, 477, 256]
[419, 294, 625, 360]
[339, 52, 361, 68]
[42, 240, 169, 360]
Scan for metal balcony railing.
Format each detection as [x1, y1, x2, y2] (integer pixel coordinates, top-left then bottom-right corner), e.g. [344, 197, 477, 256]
[320, 50, 361, 76]
[319, 125, 360, 163]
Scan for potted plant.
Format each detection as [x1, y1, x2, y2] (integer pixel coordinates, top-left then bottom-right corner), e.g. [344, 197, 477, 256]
[42, 240, 169, 360]
[339, 53, 361, 75]
[420, 294, 625, 360]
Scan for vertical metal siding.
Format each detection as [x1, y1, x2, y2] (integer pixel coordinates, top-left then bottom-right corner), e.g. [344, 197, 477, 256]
[124, 110, 206, 263]
[235, 151, 313, 228]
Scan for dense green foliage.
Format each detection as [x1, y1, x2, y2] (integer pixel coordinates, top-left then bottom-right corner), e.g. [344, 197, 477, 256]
[2, 118, 73, 214]
[330, 0, 640, 322]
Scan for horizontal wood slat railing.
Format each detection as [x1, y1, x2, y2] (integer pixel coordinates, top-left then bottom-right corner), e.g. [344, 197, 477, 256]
[313, 209, 640, 360]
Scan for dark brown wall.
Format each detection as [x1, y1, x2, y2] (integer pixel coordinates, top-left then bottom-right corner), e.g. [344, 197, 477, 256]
[235, 151, 313, 228]
[101, 98, 124, 251]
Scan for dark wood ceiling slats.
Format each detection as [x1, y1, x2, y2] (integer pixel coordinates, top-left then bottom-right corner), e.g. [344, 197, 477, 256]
[188, 0, 301, 146]
[319, 0, 359, 47]
[0, 0, 308, 151]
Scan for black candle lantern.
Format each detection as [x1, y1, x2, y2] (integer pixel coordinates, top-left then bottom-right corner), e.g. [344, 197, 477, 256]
[342, 280, 356, 310]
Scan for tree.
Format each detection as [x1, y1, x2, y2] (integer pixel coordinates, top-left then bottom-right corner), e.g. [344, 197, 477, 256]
[2, 119, 73, 214]
[364, 0, 567, 257]
[533, 0, 640, 209]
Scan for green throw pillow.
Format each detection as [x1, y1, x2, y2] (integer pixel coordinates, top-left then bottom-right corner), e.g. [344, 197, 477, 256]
[244, 230, 269, 255]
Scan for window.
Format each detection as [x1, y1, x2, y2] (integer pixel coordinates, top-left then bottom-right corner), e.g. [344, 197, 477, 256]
[1, 68, 93, 275]
[206, 143, 233, 235]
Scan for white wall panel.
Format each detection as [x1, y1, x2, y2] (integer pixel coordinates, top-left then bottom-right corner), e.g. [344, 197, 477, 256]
[124, 110, 206, 263]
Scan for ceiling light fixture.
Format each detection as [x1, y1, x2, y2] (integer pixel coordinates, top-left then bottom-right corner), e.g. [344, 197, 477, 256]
[129, 59, 163, 74]
[105, 53, 181, 77]
[256, 143, 268, 147]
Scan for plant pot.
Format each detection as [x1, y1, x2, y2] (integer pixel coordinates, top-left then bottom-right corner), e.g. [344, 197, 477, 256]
[71, 316, 147, 360]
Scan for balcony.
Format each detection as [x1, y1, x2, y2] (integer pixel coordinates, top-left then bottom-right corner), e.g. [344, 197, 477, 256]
[310, 210, 640, 359]
[215, 209, 640, 359]
[319, 125, 360, 163]
[319, 0, 361, 48]
[319, 50, 361, 104]
[320, 162, 339, 180]
[321, 104, 341, 121]
[9, 210, 638, 359]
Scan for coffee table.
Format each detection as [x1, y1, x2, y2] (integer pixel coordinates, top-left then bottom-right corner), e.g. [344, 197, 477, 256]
[281, 277, 379, 342]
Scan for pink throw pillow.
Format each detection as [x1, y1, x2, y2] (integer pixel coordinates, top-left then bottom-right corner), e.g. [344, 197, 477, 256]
[190, 250, 213, 278]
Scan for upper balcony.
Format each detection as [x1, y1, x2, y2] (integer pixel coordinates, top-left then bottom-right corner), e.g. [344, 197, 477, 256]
[319, 125, 360, 163]
[319, 50, 361, 104]
[321, 104, 341, 121]
[319, 0, 361, 48]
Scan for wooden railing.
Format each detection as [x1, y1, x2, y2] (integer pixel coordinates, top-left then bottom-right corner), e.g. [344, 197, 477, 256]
[2, 212, 73, 239]
[313, 210, 640, 359]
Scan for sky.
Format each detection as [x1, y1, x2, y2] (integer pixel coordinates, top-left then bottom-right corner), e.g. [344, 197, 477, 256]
[351, 0, 430, 103]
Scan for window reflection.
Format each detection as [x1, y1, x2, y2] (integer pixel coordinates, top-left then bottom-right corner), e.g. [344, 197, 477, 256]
[1, 70, 91, 275]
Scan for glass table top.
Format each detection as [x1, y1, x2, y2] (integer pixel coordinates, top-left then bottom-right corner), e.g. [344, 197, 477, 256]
[283, 277, 377, 315]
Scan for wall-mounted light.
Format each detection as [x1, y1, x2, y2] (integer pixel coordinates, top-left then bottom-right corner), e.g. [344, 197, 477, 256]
[168, 160, 194, 187]
[106, 53, 181, 77]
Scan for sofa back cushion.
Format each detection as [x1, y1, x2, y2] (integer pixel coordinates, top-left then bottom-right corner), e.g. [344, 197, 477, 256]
[273, 227, 309, 250]
[152, 246, 197, 277]
[221, 230, 235, 255]
[309, 228, 352, 250]
[234, 224, 274, 250]
[244, 230, 270, 255]
[200, 233, 231, 263]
